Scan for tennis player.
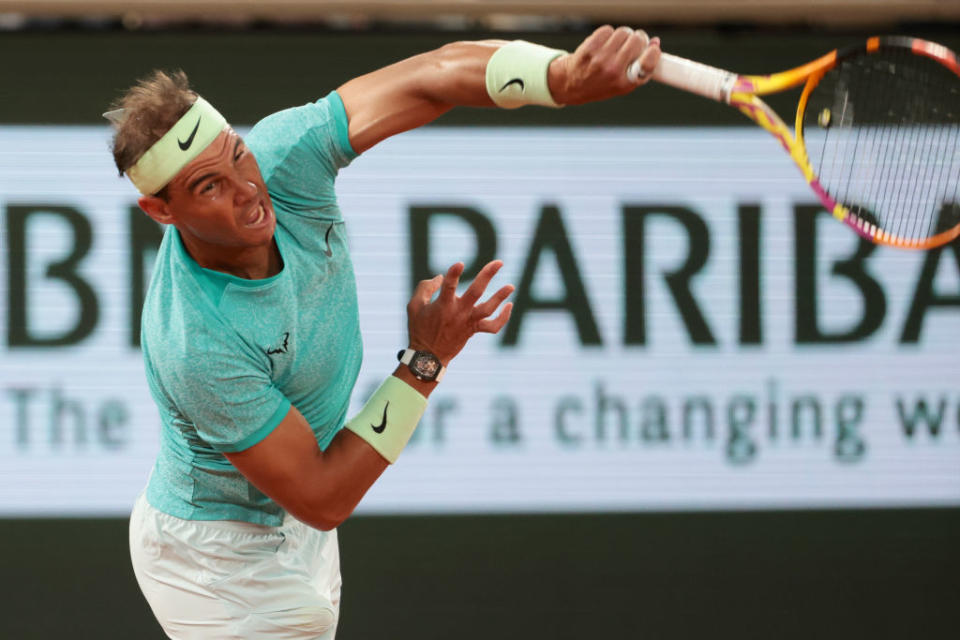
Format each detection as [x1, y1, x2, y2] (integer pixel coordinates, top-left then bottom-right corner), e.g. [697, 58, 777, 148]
[114, 26, 660, 639]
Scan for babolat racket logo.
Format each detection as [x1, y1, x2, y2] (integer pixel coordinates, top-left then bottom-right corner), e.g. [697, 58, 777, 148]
[177, 117, 202, 151]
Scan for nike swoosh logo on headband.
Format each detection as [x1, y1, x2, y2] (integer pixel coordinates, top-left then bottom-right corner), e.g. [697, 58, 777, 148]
[178, 117, 202, 151]
[499, 78, 524, 93]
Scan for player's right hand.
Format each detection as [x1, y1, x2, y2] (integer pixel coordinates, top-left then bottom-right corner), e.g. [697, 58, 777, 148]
[549, 25, 661, 106]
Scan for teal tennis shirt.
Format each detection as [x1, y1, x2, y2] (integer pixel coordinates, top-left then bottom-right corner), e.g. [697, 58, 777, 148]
[143, 92, 363, 525]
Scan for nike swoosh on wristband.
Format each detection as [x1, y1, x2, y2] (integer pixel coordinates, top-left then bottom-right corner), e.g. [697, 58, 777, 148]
[372, 402, 389, 434]
[499, 78, 525, 93]
[323, 224, 334, 258]
[178, 117, 202, 151]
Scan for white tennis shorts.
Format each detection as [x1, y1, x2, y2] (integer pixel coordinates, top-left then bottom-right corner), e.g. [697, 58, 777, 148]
[129, 493, 341, 639]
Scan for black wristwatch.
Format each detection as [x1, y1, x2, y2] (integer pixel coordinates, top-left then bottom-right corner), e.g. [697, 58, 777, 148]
[397, 348, 446, 382]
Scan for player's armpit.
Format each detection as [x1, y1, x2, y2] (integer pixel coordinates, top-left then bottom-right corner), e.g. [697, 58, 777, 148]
[224, 405, 388, 531]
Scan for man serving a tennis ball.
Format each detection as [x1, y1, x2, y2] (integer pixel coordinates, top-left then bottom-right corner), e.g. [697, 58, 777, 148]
[113, 26, 660, 639]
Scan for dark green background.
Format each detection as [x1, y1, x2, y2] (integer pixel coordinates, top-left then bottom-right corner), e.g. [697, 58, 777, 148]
[5, 510, 960, 639]
[2, 25, 958, 639]
[3, 24, 958, 127]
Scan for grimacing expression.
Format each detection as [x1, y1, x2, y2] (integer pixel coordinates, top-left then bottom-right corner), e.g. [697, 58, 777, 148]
[163, 128, 276, 249]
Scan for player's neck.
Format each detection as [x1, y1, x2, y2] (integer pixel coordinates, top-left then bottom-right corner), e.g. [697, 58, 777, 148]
[181, 234, 283, 280]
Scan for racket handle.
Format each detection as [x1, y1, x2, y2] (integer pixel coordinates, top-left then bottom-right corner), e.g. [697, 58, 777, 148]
[628, 52, 737, 103]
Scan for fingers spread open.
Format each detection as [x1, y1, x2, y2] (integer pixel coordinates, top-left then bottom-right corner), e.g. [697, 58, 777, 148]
[439, 262, 464, 304]
[461, 259, 503, 306]
[411, 274, 443, 310]
[474, 284, 514, 319]
[476, 302, 513, 334]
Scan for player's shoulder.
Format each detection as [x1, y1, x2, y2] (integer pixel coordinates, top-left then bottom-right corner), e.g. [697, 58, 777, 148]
[247, 93, 342, 149]
[246, 92, 355, 177]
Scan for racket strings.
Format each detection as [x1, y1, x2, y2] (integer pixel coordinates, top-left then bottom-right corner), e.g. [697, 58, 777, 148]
[905, 56, 959, 239]
[864, 54, 903, 231]
[870, 50, 949, 240]
[892, 51, 955, 239]
[804, 46, 960, 242]
[892, 51, 928, 239]
[926, 104, 956, 235]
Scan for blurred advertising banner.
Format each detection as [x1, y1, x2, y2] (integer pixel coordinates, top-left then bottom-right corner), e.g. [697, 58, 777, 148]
[1, 126, 958, 516]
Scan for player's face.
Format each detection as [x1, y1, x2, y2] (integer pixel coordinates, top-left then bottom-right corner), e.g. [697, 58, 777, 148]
[164, 128, 275, 250]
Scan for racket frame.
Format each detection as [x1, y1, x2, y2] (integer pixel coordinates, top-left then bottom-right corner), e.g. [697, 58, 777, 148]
[648, 37, 960, 249]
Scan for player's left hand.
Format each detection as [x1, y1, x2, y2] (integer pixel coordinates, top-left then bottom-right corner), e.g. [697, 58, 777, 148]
[548, 25, 661, 106]
[406, 260, 514, 366]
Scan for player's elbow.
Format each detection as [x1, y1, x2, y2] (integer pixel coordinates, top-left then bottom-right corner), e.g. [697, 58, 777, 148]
[307, 515, 341, 532]
[287, 506, 344, 531]
[292, 491, 359, 531]
[310, 507, 352, 531]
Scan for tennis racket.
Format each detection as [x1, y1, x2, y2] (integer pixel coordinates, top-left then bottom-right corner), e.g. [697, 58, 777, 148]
[628, 36, 960, 250]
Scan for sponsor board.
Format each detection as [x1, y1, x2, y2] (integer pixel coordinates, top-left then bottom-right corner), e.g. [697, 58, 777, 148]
[1, 126, 957, 515]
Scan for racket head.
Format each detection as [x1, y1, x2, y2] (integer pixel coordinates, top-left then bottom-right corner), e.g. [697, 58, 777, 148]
[796, 36, 960, 249]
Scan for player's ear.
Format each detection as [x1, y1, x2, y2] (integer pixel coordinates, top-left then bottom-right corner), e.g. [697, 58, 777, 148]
[138, 195, 175, 225]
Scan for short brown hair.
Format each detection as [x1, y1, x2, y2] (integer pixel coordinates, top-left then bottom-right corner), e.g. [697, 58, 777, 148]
[109, 69, 197, 177]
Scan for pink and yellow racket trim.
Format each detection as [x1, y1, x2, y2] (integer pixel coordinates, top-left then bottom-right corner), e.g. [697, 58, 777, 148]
[796, 50, 960, 250]
[907, 37, 960, 76]
[646, 36, 960, 249]
[730, 50, 838, 96]
[730, 37, 960, 250]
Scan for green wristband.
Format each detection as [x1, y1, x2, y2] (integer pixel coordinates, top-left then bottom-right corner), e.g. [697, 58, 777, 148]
[485, 40, 567, 109]
[345, 376, 428, 464]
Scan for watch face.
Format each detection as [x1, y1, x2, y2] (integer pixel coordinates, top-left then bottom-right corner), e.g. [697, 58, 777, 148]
[412, 352, 441, 379]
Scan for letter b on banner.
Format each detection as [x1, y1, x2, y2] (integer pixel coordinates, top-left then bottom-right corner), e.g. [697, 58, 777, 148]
[6, 204, 99, 347]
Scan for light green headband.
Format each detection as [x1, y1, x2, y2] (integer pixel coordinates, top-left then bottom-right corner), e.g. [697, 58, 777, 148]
[126, 96, 228, 195]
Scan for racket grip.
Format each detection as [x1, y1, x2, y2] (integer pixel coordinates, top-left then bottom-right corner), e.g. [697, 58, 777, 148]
[628, 52, 736, 103]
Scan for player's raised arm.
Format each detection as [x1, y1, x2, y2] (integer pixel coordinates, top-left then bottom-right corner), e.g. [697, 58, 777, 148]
[337, 26, 662, 153]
